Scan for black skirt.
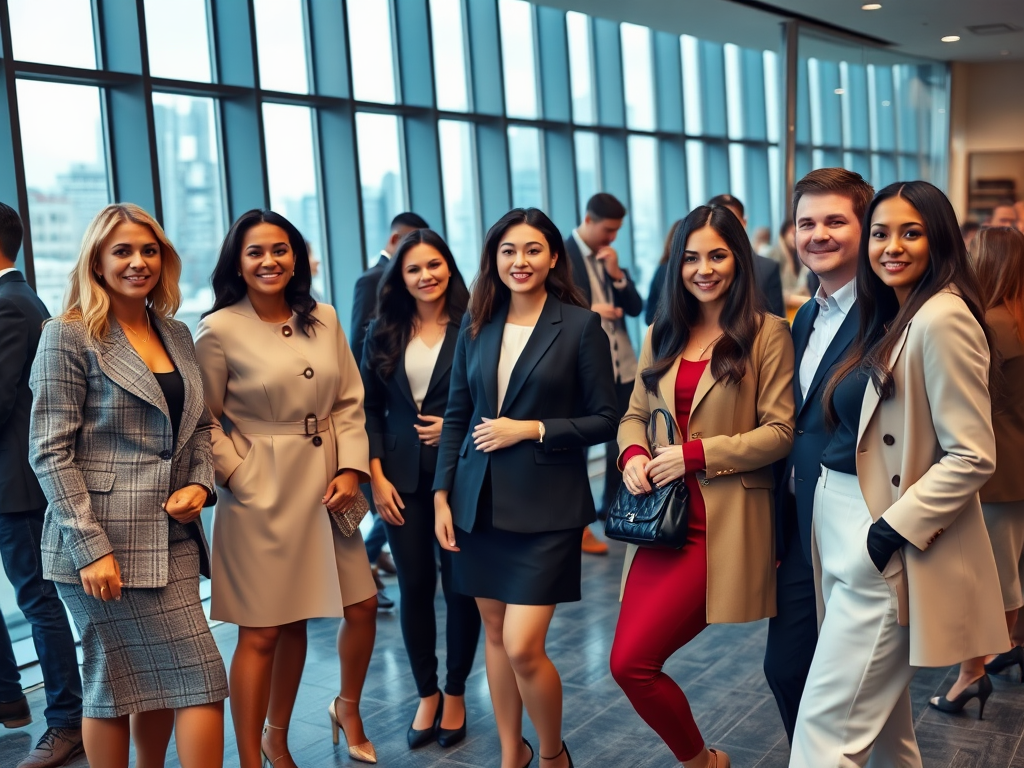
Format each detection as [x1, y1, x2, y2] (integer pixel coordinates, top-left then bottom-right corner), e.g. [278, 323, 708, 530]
[451, 472, 583, 605]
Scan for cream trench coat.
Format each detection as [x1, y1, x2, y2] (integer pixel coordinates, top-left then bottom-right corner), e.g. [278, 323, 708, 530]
[618, 314, 795, 624]
[841, 289, 1007, 668]
[195, 297, 372, 627]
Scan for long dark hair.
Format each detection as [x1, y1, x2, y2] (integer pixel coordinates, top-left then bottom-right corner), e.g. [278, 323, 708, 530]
[641, 205, 763, 393]
[468, 208, 586, 338]
[367, 229, 469, 381]
[823, 181, 992, 421]
[206, 209, 320, 335]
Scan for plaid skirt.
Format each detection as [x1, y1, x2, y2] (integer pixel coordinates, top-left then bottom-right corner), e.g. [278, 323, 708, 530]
[57, 522, 228, 718]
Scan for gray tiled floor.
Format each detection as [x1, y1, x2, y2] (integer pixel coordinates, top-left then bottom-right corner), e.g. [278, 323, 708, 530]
[3, 533, 1023, 767]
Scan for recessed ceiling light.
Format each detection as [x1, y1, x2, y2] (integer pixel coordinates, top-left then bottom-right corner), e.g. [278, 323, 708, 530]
[862, 3, 882, 9]
[834, 88, 845, 95]
[941, 35, 961, 42]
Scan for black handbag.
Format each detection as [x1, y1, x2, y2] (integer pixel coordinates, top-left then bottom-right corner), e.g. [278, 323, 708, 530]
[604, 407, 690, 549]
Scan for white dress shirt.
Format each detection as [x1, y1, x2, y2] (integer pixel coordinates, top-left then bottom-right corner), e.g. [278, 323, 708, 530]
[405, 334, 443, 411]
[497, 323, 534, 413]
[799, 279, 857, 402]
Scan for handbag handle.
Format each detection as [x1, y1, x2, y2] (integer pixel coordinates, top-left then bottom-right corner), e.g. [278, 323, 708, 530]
[647, 407, 676, 448]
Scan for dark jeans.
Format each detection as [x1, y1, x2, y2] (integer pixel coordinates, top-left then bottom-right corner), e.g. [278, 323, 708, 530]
[385, 474, 481, 698]
[601, 380, 636, 513]
[360, 483, 388, 564]
[0, 508, 83, 728]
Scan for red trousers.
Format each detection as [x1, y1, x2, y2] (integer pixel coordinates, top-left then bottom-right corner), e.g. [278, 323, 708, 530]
[610, 497, 709, 762]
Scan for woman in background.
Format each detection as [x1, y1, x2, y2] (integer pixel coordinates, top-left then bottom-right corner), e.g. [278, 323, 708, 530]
[644, 219, 682, 326]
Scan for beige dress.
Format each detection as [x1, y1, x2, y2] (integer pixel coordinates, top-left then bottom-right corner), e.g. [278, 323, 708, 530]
[195, 297, 375, 627]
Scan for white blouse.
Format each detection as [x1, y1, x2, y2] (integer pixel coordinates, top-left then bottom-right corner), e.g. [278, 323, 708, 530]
[496, 323, 535, 413]
[405, 334, 444, 411]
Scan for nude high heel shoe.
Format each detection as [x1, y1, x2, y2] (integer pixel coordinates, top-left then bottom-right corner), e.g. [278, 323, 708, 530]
[328, 696, 377, 764]
[260, 723, 288, 767]
[710, 748, 731, 768]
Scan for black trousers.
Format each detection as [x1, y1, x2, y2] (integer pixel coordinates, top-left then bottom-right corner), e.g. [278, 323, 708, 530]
[601, 379, 636, 513]
[763, 491, 818, 743]
[384, 472, 481, 698]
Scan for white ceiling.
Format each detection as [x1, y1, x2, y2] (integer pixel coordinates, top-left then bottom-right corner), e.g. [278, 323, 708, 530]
[534, 0, 1024, 62]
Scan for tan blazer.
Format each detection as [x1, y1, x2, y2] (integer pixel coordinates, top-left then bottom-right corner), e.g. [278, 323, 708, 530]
[618, 314, 795, 624]
[981, 306, 1024, 503]
[853, 289, 1007, 667]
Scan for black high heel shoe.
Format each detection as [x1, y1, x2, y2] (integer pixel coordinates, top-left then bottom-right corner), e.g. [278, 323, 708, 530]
[407, 692, 443, 749]
[436, 697, 466, 748]
[540, 741, 573, 768]
[520, 738, 535, 768]
[928, 674, 994, 719]
[985, 645, 1024, 682]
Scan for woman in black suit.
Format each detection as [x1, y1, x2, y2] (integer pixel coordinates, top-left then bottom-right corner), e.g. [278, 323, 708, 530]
[434, 208, 618, 768]
[360, 229, 481, 750]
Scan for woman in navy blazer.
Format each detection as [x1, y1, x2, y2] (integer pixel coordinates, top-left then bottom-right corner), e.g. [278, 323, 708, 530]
[434, 208, 617, 768]
[360, 229, 481, 750]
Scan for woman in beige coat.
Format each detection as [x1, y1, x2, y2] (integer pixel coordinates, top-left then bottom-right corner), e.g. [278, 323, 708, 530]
[790, 182, 1007, 767]
[195, 210, 378, 768]
[610, 205, 795, 768]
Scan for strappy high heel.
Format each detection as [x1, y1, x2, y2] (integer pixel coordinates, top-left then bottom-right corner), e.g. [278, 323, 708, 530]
[928, 674, 994, 719]
[520, 738, 535, 768]
[540, 741, 574, 768]
[260, 723, 288, 768]
[985, 645, 1024, 682]
[328, 696, 377, 764]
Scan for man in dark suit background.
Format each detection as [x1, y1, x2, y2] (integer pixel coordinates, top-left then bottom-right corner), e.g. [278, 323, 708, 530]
[350, 211, 429, 609]
[761, 169, 874, 742]
[707, 194, 785, 317]
[0, 202, 85, 767]
[565, 193, 643, 555]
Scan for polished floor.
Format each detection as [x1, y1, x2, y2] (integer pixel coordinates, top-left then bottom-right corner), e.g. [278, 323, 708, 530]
[4, 531, 1024, 767]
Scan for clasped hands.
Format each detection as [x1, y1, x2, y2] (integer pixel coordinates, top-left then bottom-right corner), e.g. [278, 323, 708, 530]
[622, 446, 686, 495]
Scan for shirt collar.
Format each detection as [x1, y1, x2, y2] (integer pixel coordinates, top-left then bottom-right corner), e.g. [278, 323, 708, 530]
[0, 267, 17, 280]
[814, 278, 856, 313]
[572, 229, 593, 259]
[379, 249, 391, 261]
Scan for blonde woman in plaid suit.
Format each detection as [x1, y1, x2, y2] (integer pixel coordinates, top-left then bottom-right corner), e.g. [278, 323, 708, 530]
[29, 204, 227, 768]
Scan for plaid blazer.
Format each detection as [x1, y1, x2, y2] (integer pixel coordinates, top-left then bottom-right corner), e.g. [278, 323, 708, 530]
[29, 313, 216, 588]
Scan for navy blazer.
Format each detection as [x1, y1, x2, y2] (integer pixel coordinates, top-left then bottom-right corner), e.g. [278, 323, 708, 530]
[350, 254, 388, 365]
[564, 236, 644, 317]
[433, 295, 618, 533]
[779, 296, 859, 562]
[753, 254, 785, 318]
[361, 319, 459, 494]
[0, 271, 50, 514]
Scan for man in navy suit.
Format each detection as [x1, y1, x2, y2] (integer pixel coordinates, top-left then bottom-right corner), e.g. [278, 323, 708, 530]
[350, 211, 429, 610]
[0, 202, 85, 767]
[762, 169, 874, 742]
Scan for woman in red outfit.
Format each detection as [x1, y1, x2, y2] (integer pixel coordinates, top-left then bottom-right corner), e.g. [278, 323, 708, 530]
[610, 205, 795, 768]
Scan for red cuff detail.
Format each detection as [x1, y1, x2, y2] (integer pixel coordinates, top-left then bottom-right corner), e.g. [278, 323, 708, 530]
[682, 440, 706, 473]
[620, 445, 651, 469]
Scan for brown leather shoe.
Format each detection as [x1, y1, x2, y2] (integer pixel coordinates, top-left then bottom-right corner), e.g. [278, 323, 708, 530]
[0, 695, 31, 728]
[16, 727, 85, 768]
[581, 527, 609, 555]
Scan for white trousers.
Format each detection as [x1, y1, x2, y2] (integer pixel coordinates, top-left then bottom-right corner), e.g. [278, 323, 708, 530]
[790, 468, 922, 768]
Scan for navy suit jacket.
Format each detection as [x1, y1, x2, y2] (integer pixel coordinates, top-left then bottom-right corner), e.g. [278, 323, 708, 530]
[779, 296, 860, 562]
[433, 295, 618, 533]
[361, 319, 459, 494]
[754, 254, 785, 318]
[350, 254, 388, 365]
[564, 236, 644, 317]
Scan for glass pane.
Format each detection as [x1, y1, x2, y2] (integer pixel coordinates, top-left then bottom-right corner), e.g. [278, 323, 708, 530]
[253, 0, 309, 94]
[9, 0, 96, 69]
[18, 80, 111, 314]
[144, 0, 212, 82]
[681, 35, 702, 135]
[574, 131, 601, 221]
[438, 120, 481, 279]
[153, 94, 226, 331]
[620, 23, 655, 132]
[686, 140, 706, 208]
[499, 0, 539, 119]
[763, 50, 780, 145]
[627, 136, 660, 298]
[728, 143, 747, 203]
[508, 126, 544, 210]
[430, 0, 470, 111]
[724, 44, 744, 140]
[566, 11, 595, 125]
[348, 0, 398, 104]
[355, 113, 407, 269]
[262, 104, 326, 297]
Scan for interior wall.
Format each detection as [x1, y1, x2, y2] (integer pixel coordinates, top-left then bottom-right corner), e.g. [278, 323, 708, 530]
[949, 60, 1024, 221]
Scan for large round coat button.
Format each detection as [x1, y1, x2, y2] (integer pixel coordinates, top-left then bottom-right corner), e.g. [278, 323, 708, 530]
[159, 450, 172, 460]
[883, 434, 895, 446]
[891, 475, 901, 487]
[303, 367, 314, 379]
[282, 325, 293, 337]
[312, 436, 323, 447]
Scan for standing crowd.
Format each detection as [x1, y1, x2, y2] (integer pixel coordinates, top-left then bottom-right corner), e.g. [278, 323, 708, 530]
[0, 166, 1022, 768]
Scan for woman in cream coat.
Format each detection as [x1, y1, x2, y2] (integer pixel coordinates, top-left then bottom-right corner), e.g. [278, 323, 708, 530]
[790, 182, 1007, 767]
[196, 210, 378, 768]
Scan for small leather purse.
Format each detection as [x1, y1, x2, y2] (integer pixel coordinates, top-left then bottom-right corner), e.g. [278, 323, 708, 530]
[605, 407, 690, 549]
[328, 491, 371, 538]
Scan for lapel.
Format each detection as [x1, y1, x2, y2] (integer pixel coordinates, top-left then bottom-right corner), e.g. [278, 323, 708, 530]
[476, 303, 507, 418]
[422, 321, 460, 403]
[564, 236, 592, 305]
[798, 305, 859, 417]
[97, 313, 170, 422]
[688, 360, 718, 418]
[791, 301, 818, 405]
[153, 315, 202, 454]
[857, 322, 912, 446]
[656, 356, 682, 433]
[499, 295, 563, 416]
[393, 344, 417, 409]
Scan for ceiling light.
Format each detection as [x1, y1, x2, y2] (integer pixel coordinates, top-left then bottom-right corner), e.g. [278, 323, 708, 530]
[834, 88, 845, 95]
[862, 3, 882, 9]
[941, 35, 961, 42]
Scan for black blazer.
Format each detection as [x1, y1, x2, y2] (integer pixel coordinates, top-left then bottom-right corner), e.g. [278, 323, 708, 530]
[754, 254, 785, 318]
[434, 295, 618, 533]
[777, 297, 859, 562]
[0, 271, 50, 514]
[350, 254, 388, 365]
[564, 236, 644, 317]
[361, 319, 459, 494]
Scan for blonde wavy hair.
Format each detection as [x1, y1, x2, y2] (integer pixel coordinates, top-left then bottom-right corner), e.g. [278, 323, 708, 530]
[63, 203, 182, 339]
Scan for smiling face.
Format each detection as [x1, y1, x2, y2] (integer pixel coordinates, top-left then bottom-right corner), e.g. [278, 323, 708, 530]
[238, 222, 295, 299]
[868, 195, 930, 306]
[401, 242, 451, 306]
[496, 223, 557, 297]
[681, 225, 736, 307]
[95, 221, 162, 306]
[794, 192, 861, 293]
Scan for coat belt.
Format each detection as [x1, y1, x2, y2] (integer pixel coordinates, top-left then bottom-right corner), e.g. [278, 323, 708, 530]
[232, 416, 330, 436]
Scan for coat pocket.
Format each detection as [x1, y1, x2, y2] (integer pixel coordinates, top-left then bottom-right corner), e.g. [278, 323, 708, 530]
[82, 470, 116, 493]
[882, 550, 909, 627]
